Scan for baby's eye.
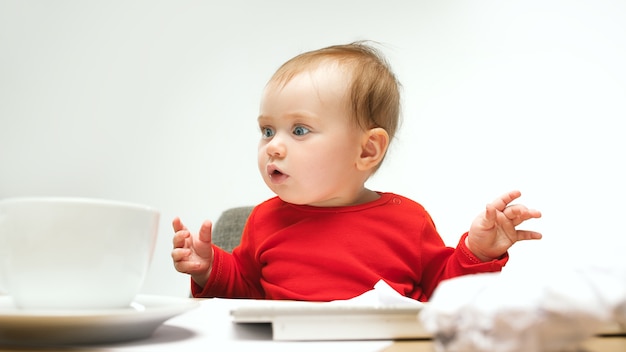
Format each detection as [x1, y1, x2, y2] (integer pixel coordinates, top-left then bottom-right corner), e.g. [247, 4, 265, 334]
[261, 127, 275, 139]
[293, 126, 310, 136]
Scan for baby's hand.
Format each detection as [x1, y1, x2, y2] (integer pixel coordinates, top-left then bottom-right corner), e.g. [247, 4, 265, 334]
[466, 190, 542, 262]
[171, 217, 214, 287]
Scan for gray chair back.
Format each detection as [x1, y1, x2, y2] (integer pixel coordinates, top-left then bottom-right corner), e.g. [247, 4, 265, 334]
[212, 206, 254, 253]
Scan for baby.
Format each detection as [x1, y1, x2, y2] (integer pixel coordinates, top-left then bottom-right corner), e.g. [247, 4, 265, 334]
[172, 41, 542, 302]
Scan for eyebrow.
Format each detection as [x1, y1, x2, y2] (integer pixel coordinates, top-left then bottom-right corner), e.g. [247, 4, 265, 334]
[258, 111, 318, 123]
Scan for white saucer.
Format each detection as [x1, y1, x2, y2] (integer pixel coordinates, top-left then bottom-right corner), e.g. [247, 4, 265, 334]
[0, 294, 200, 346]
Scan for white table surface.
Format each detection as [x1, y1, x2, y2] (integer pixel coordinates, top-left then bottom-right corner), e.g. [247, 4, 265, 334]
[2, 295, 625, 352]
[126, 298, 401, 352]
[1, 297, 409, 352]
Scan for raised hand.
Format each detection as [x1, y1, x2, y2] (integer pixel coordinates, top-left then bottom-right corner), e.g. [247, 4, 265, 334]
[171, 217, 214, 287]
[466, 190, 542, 262]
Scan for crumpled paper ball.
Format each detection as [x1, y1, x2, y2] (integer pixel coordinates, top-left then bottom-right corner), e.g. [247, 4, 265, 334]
[419, 265, 626, 352]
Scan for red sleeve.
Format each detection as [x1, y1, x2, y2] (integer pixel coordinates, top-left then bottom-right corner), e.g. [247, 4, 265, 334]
[420, 227, 508, 300]
[191, 208, 266, 299]
[190, 245, 228, 298]
[453, 232, 508, 269]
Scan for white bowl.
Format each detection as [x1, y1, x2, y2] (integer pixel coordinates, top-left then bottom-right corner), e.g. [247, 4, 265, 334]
[0, 197, 159, 310]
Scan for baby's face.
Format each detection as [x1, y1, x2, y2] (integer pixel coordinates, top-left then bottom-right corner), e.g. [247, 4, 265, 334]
[257, 65, 368, 207]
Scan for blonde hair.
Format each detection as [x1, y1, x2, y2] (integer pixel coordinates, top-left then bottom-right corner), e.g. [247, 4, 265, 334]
[268, 41, 402, 150]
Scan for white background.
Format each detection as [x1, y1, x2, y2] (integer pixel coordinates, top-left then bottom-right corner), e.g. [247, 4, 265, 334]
[1, 0, 624, 298]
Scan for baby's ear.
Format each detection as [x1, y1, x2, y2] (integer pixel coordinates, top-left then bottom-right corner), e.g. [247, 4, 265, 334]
[356, 127, 389, 171]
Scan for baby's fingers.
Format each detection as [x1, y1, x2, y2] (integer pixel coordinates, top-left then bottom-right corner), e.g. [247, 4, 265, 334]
[171, 247, 191, 262]
[516, 229, 543, 240]
[172, 230, 190, 248]
[171, 250, 203, 274]
[490, 190, 522, 212]
[198, 220, 213, 244]
[503, 205, 542, 225]
[172, 217, 188, 232]
[480, 204, 498, 229]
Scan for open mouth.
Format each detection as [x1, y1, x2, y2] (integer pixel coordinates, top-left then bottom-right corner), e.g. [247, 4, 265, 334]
[267, 165, 288, 184]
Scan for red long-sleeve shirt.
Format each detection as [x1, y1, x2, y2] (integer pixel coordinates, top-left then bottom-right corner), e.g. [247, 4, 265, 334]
[192, 193, 507, 302]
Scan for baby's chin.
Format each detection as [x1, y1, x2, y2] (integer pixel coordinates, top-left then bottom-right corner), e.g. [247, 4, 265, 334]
[281, 195, 351, 208]
[275, 194, 309, 205]
[273, 192, 320, 206]
[266, 183, 341, 207]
